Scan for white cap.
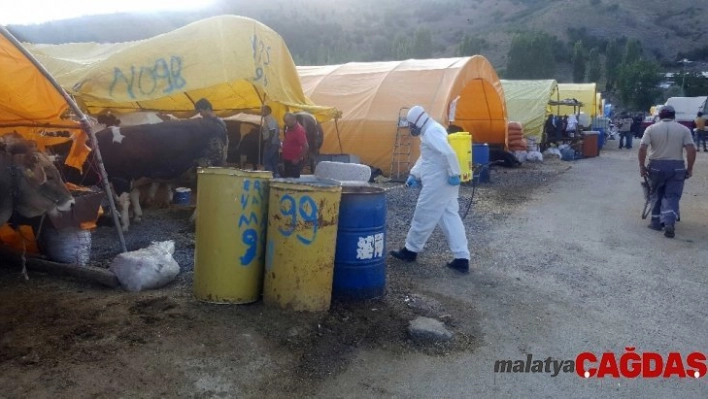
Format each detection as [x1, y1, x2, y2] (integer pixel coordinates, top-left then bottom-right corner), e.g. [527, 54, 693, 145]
[407, 105, 429, 128]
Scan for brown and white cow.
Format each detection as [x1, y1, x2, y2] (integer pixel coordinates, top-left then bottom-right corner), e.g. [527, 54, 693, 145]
[60, 118, 228, 231]
[0, 133, 75, 226]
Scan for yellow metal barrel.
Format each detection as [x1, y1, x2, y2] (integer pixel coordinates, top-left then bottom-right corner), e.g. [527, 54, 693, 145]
[193, 168, 273, 304]
[448, 132, 473, 182]
[263, 178, 342, 312]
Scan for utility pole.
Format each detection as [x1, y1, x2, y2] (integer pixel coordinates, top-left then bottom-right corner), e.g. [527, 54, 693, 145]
[678, 58, 692, 91]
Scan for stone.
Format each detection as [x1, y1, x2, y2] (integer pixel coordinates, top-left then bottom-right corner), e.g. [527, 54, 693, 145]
[407, 316, 453, 343]
[406, 294, 447, 318]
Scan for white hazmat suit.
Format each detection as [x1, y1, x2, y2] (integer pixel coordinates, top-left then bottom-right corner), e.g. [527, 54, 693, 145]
[403, 106, 470, 261]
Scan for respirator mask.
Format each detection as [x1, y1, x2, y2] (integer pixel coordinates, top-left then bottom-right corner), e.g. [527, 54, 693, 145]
[409, 115, 429, 137]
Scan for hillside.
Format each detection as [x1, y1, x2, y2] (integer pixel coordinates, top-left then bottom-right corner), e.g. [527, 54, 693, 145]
[6, 0, 708, 82]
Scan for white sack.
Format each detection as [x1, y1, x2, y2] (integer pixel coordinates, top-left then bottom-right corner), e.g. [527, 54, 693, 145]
[109, 240, 180, 291]
[526, 151, 544, 163]
[513, 150, 528, 163]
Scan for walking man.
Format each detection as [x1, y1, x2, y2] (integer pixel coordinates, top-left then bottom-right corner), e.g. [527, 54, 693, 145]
[389, 105, 470, 273]
[639, 105, 696, 238]
[281, 113, 309, 178]
[618, 113, 633, 149]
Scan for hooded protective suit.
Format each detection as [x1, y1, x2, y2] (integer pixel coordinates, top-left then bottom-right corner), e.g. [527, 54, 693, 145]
[404, 106, 470, 260]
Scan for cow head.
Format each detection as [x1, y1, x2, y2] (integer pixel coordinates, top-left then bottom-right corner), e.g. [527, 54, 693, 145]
[1, 133, 75, 220]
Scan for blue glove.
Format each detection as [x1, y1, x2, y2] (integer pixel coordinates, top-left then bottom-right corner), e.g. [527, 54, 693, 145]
[405, 175, 420, 188]
[448, 175, 461, 186]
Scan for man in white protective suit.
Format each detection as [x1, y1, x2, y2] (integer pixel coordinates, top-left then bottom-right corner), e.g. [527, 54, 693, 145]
[389, 105, 471, 273]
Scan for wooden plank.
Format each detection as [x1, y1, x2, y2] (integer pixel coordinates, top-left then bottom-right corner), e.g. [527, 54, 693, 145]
[0, 246, 121, 288]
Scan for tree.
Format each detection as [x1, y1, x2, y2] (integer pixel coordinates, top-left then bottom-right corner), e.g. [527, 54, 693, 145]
[605, 39, 623, 91]
[587, 47, 602, 83]
[663, 86, 685, 99]
[458, 35, 488, 56]
[623, 39, 643, 64]
[677, 72, 708, 97]
[391, 35, 411, 60]
[586, 47, 603, 83]
[505, 32, 556, 79]
[572, 41, 586, 83]
[617, 60, 662, 110]
[411, 28, 433, 58]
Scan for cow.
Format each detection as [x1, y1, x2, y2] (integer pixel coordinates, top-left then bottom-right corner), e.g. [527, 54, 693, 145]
[57, 118, 228, 231]
[0, 133, 75, 227]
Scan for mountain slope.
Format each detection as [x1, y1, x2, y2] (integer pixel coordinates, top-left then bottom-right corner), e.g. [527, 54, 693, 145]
[6, 0, 707, 78]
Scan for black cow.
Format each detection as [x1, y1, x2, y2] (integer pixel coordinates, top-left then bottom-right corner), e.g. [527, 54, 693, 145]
[55, 118, 227, 231]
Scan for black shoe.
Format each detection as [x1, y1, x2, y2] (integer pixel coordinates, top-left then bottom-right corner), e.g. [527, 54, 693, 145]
[446, 258, 469, 274]
[390, 247, 417, 262]
[664, 225, 675, 238]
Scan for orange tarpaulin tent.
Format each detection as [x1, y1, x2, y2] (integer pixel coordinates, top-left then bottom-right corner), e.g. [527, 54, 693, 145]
[0, 29, 89, 170]
[298, 56, 508, 172]
[1, 26, 127, 253]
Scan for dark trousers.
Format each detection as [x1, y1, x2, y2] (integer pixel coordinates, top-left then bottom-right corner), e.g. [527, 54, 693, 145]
[263, 145, 280, 177]
[282, 159, 303, 178]
[648, 160, 686, 228]
[697, 130, 708, 150]
[619, 132, 633, 149]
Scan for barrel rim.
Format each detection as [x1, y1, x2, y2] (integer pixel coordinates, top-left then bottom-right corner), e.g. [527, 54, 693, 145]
[270, 177, 342, 191]
[197, 167, 274, 178]
[341, 185, 386, 195]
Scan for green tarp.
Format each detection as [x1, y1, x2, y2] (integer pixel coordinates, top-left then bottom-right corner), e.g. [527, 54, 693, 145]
[501, 79, 559, 141]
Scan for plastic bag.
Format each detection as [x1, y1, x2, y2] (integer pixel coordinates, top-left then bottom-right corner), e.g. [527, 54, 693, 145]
[109, 241, 180, 291]
[526, 151, 544, 162]
[513, 150, 528, 163]
[543, 148, 562, 159]
[560, 148, 576, 161]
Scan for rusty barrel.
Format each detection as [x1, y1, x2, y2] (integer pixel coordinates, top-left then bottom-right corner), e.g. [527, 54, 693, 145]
[193, 168, 273, 304]
[263, 178, 342, 312]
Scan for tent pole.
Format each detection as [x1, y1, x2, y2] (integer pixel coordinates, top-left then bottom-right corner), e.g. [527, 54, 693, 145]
[255, 87, 266, 170]
[334, 118, 343, 154]
[0, 27, 127, 253]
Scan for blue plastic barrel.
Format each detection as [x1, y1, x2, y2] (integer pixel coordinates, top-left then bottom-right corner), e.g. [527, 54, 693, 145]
[473, 143, 490, 183]
[333, 185, 386, 301]
[173, 187, 192, 205]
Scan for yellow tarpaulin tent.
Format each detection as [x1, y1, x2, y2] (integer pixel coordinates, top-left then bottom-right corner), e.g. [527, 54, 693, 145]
[298, 56, 508, 172]
[501, 79, 559, 142]
[556, 83, 597, 117]
[0, 28, 87, 169]
[24, 15, 340, 126]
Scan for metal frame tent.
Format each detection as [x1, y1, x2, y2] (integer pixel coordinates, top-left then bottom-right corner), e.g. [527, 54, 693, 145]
[0, 26, 127, 253]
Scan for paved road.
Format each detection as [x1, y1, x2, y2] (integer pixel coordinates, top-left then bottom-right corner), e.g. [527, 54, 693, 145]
[316, 139, 708, 398]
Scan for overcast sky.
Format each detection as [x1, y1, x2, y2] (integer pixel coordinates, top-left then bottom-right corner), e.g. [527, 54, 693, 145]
[0, 0, 215, 25]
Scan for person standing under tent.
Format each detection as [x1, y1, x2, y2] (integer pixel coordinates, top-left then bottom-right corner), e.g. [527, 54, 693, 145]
[389, 105, 470, 273]
[281, 113, 309, 178]
[639, 105, 696, 238]
[194, 98, 228, 165]
[261, 105, 281, 177]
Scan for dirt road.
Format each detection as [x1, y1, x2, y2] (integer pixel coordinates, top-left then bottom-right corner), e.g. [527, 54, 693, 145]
[315, 143, 708, 398]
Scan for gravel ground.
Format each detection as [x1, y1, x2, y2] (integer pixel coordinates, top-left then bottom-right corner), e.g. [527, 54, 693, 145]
[87, 159, 569, 277]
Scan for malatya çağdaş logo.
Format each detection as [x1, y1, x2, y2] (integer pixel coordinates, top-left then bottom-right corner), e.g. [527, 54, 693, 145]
[494, 349, 707, 379]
